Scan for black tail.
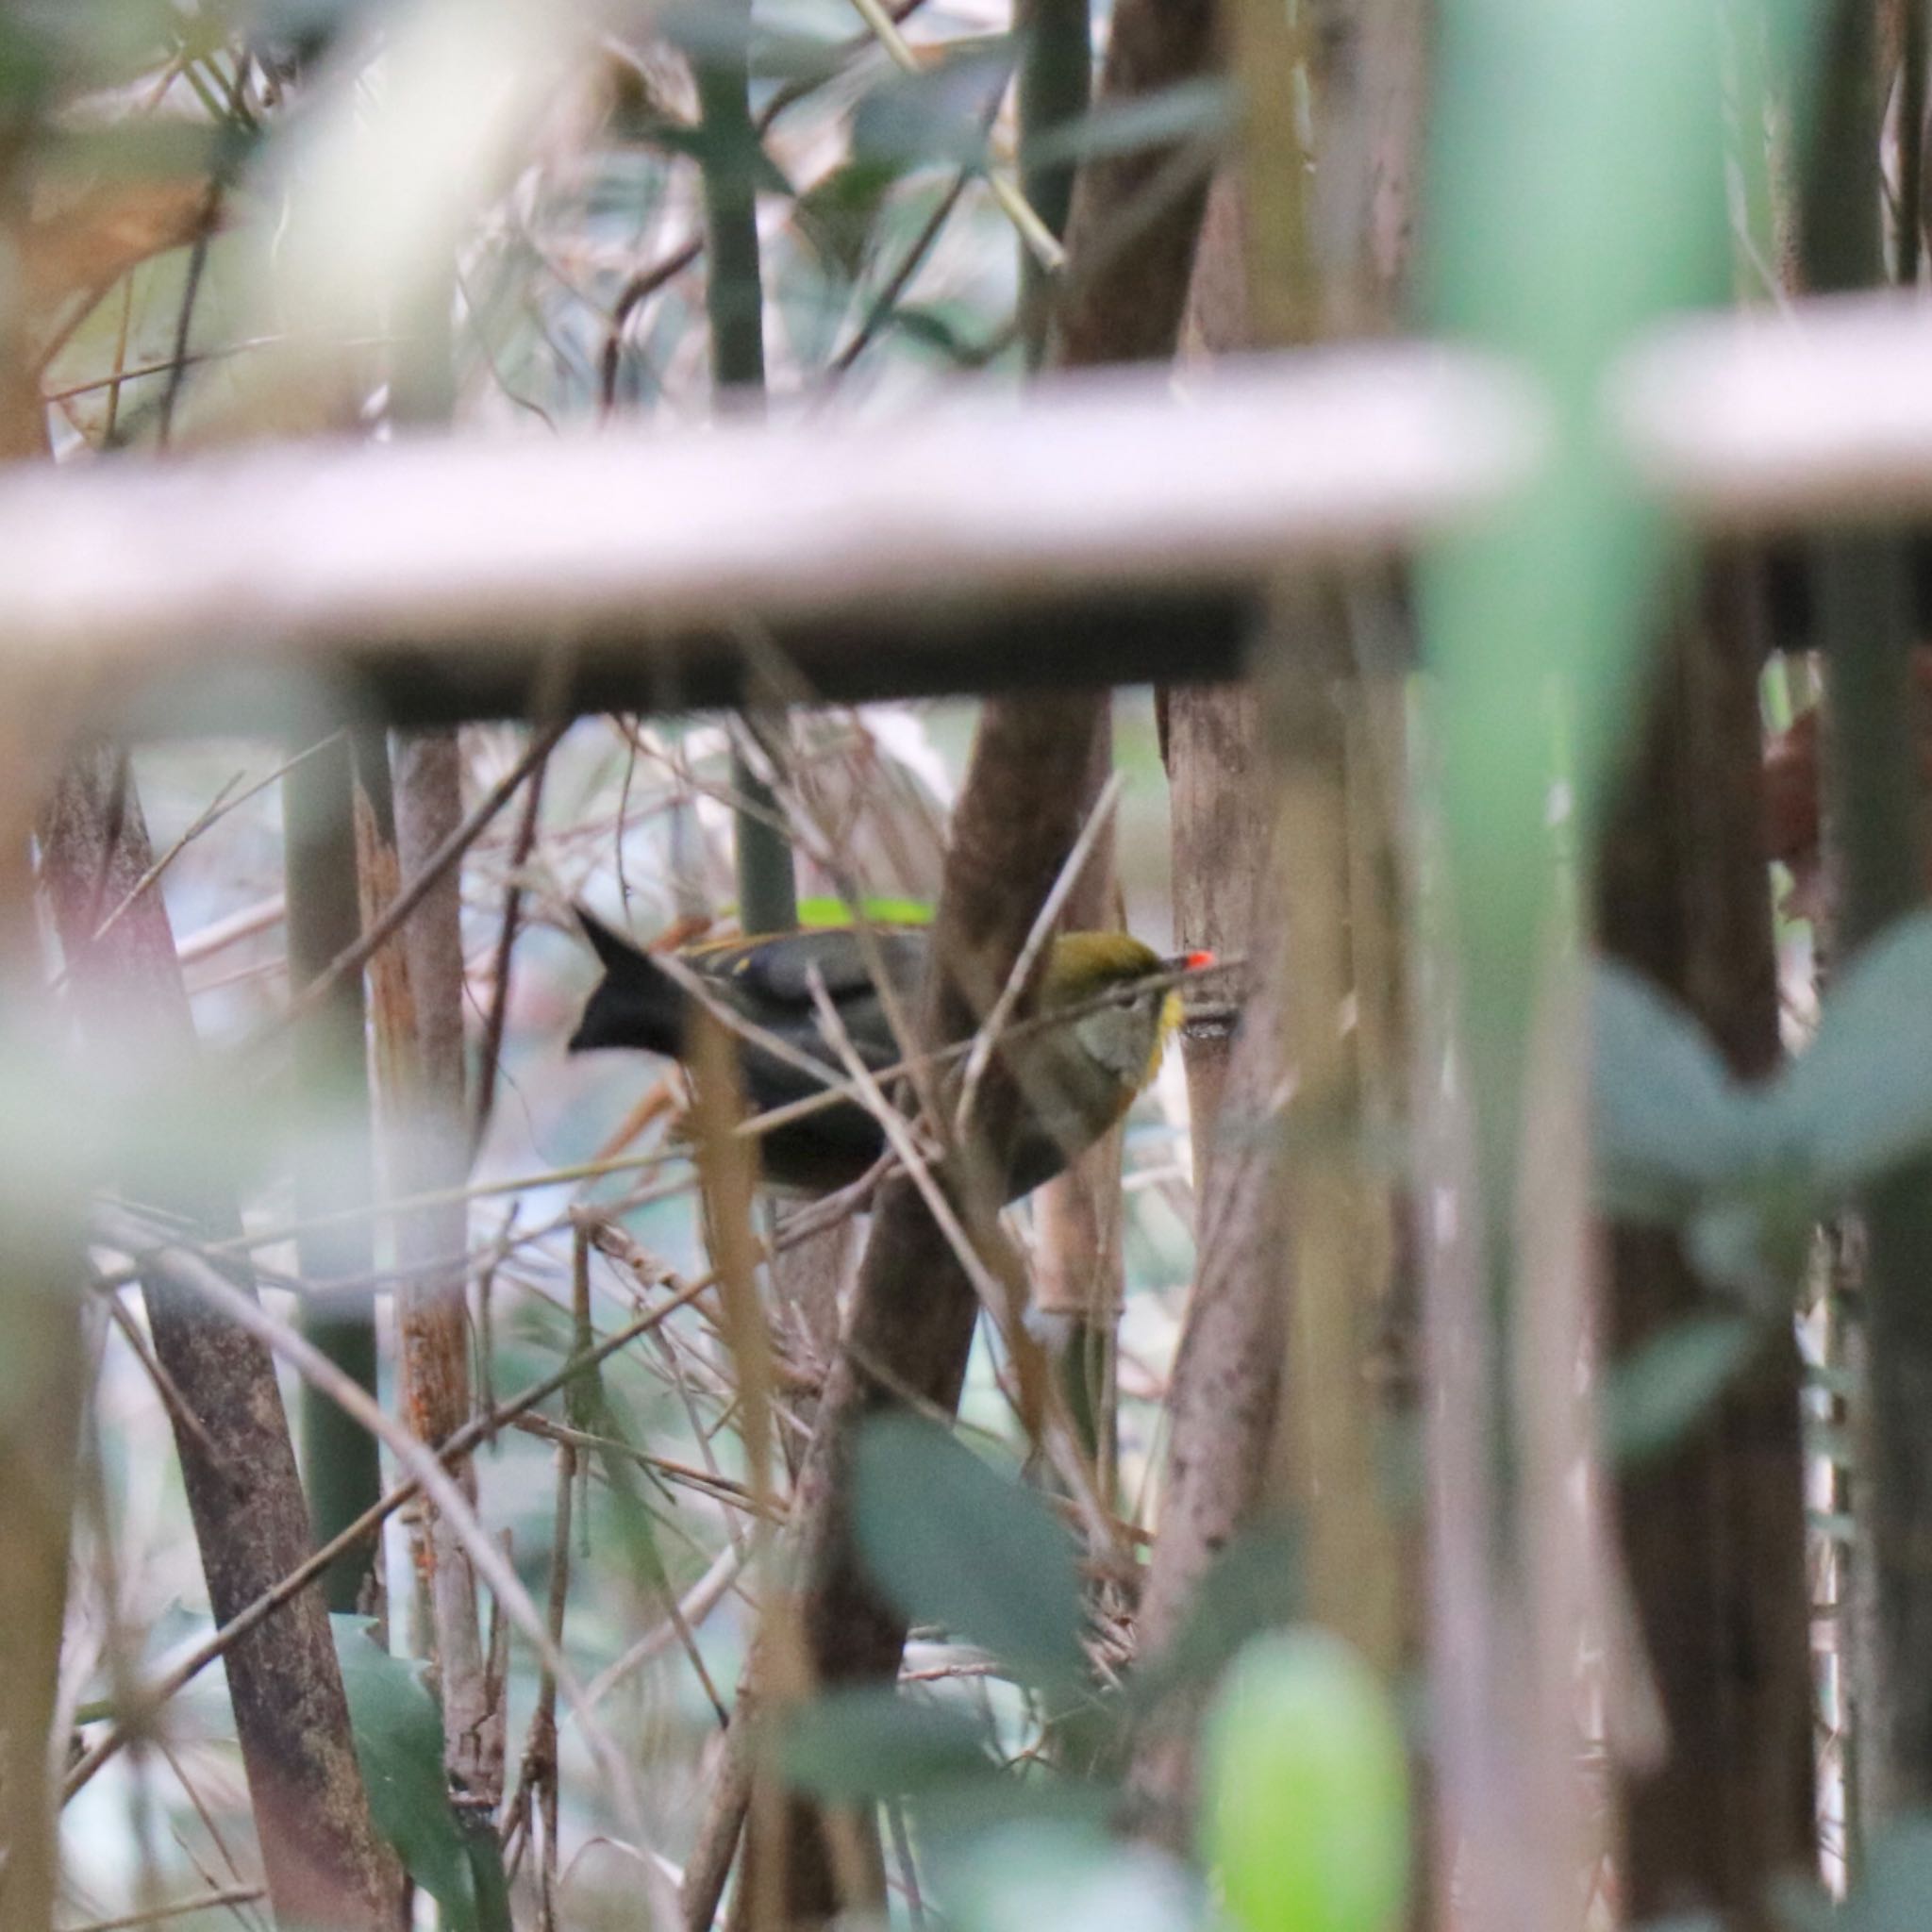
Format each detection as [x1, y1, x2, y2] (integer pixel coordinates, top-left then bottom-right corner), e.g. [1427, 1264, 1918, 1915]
[567, 908, 690, 1057]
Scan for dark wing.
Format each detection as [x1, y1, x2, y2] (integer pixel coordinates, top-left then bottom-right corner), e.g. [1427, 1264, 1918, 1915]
[689, 928, 927, 1076]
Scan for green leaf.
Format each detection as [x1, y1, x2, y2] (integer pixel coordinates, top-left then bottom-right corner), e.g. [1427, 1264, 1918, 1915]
[560, 1370, 676, 1606]
[654, 4, 848, 85]
[1771, 1813, 1932, 1929]
[933, 1820, 1202, 1932]
[796, 894, 935, 928]
[885, 304, 991, 366]
[330, 1617, 477, 1932]
[1845, 1815, 1932, 1931]
[1683, 1198, 1809, 1305]
[639, 115, 794, 198]
[1590, 962, 1762, 1222]
[1202, 1631, 1409, 1932]
[1765, 1877, 1837, 1932]
[853, 1414, 1086, 1693]
[1777, 910, 1932, 1195]
[777, 1686, 996, 1799]
[791, 159, 900, 283]
[851, 41, 1014, 172]
[1020, 77, 1234, 172]
[1124, 1521, 1300, 1714]
[1601, 1315, 1758, 1468]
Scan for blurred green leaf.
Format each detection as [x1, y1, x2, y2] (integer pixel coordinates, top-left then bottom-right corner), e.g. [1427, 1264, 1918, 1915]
[330, 1617, 477, 1932]
[1601, 1314, 1757, 1468]
[777, 1686, 996, 1799]
[1592, 915, 1932, 1304]
[37, 120, 233, 185]
[1771, 1813, 1932, 1929]
[791, 158, 901, 282]
[1766, 1885, 1837, 1932]
[557, 1355, 676, 1606]
[932, 1820, 1202, 1932]
[885, 304, 988, 364]
[1124, 1520, 1300, 1714]
[656, 3, 850, 84]
[1020, 77, 1233, 171]
[852, 41, 1014, 172]
[911, 1769, 1120, 1852]
[1202, 1630, 1409, 1932]
[1682, 1196, 1810, 1306]
[1424, 0, 1729, 1198]
[639, 115, 793, 197]
[853, 1413, 1085, 1693]
[797, 893, 935, 927]
[1591, 962, 1763, 1220]
[1776, 910, 1932, 1194]
[0, 1, 185, 100]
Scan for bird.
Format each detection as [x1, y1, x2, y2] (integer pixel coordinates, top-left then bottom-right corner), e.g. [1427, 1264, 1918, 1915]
[567, 908, 1209, 1199]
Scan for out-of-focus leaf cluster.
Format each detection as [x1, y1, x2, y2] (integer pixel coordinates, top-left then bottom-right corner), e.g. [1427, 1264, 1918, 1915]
[774, 1414, 1407, 1932]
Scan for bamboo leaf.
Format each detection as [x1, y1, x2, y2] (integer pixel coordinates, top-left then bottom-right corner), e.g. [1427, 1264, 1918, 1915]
[778, 1686, 996, 1799]
[1601, 1314, 1758, 1467]
[1020, 77, 1233, 172]
[1776, 910, 1932, 1195]
[1202, 1631, 1409, 1932]
[1591, 961, 1763, 1218]
[330, 1617, 476, 1932]
[851, 41, 1015, 171]
[1777, 1813, 1932, 1928]
[1123, 1522, 1301, 1713]
[853, 1414, 1085, 1693]
[933, 1821, 1201, 1932]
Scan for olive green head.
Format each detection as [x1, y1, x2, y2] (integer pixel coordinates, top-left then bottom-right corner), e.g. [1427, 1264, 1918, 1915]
[1042, 931, 1182, 1097]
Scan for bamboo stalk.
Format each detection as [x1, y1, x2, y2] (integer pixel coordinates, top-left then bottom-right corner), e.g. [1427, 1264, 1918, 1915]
[282, 727, 385, 1612]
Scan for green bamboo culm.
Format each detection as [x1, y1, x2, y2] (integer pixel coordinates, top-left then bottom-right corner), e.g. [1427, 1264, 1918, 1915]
[1017, 0, 1091, 366]
[696, 0, 768, 401]
[696, 0, 797, 936]
[283, 728, 384, 1612]
[1018, 0, 1102, 1467]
